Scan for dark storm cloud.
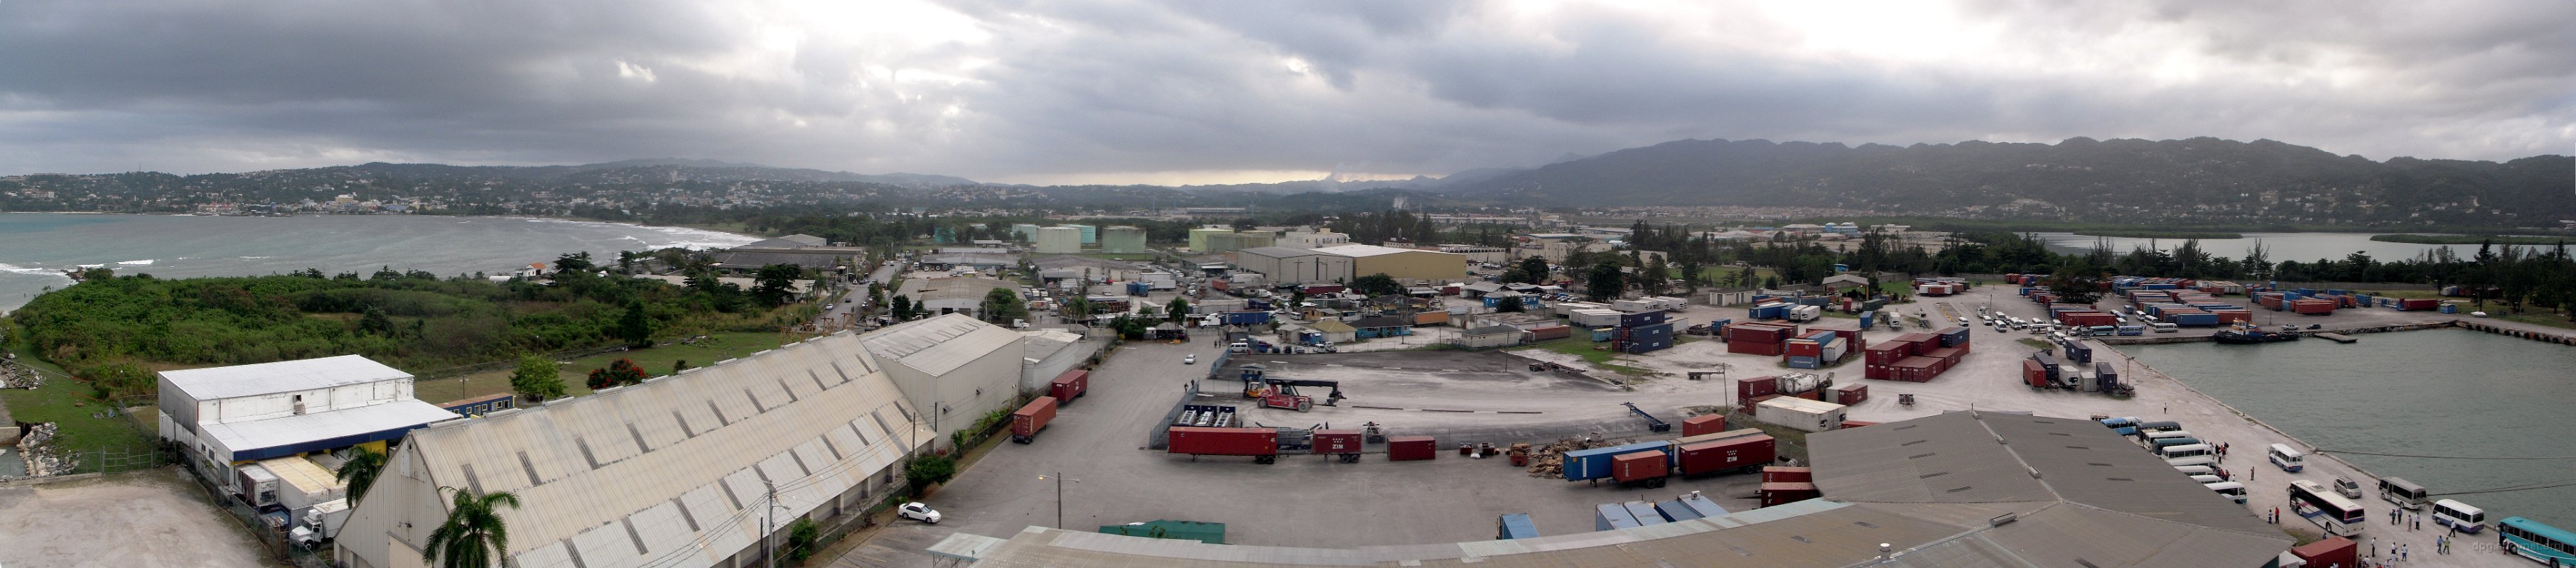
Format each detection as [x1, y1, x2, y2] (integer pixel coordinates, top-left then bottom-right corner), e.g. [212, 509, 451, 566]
[0, 1, 2568, 182]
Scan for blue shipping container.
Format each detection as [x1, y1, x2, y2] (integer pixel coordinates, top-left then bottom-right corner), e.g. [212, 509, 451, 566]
[1222, 311, 1272, 325]
[1673, 493, 1728, 518]
[1623, 501, 1668, 526]
[1656, 499, 1705, 521]
[1595, 503, 1641, 531]
[1562, 441, 1675, 481]
[1858, 311, 1877, 329]
[1786, 356, 1819, 369]
[1620, 310, 1668, 328]
[1497, 513, 1541, 540]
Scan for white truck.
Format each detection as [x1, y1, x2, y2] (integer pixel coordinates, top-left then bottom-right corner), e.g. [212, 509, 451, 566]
[1787, 305, 1823, 322]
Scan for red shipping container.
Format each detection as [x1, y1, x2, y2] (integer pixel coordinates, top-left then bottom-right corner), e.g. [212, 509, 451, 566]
[1839, 420, 1879, 429]
[1758, 482, 1821, 508]
[1736, 376, 1779, 399]
[1048, 369, 1089, 403]
[1924, 347, 1961, 361]
[1951, 341, 1972, 356]
[2290, 537, 2358, 568]
[1892, 332, 1936, 354]
[1530, 326, 1572, 341]
[2214, 310, 2253, 323]
[1865, 364, 1895, 380]
[1677, 435, 1776, 476]
[1760, 466, 1813, 483]
[1611, 451, 1668, 482]
[1832, 383, 1867, 405]
[1728, 341, 1786, 356]
[1681, 415, 1728, 437]
[1865, 342, 1909, 365]
[1311, 429, 1362, 454]
[1784, 340, 1824, 357]
[1794, 390, 1823, 400]
[1167, 427, 1278, 457]
[1011, 396, 1058, 443]
[2022, 359, 2047, 388]
[1386, 436, 1438, 462]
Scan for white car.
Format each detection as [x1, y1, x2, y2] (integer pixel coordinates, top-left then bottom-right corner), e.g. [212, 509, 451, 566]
[898, 502, 942, 524]
[2470, 311, 2489, 318]
[1185, 354, 1197, 364]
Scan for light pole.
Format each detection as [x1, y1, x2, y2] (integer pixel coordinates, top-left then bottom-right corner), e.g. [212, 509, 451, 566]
[1038, 472, 1074, 528]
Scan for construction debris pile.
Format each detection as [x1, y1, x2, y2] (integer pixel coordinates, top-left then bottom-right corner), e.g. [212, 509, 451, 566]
[1521, 437, 1626, 479]
[16, 422, 76, 478]
[0, 354, 43, 389]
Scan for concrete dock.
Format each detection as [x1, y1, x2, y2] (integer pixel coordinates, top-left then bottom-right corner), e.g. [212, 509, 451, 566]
[2314, 332, 2357, 343]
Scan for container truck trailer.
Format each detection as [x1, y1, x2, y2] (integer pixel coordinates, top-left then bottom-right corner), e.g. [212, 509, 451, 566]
[1010, 396, 1058, 443]
[1166, 426, 1281, 464]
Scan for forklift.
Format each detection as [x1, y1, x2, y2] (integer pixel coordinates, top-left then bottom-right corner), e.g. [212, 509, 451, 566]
[1239, 364, 1346, 413]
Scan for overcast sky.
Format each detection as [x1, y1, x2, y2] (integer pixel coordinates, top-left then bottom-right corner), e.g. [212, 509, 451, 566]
[2, 1, 2570, 185]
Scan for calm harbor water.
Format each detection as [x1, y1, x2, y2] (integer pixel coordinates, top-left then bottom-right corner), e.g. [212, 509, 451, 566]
[2122, 330, 2576, 528]
[2033, 231, 2554, 264]
[1, 213, 758, 315]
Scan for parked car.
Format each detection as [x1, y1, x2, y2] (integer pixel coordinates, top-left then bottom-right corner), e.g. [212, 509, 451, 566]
[2333, 477, 2362, 498]
[898, 503, 943, 524]
[1185, 354, 1197, 364]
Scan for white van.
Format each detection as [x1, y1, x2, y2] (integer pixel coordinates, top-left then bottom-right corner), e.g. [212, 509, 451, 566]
[2268, 443, 2306, 472]
[2152, 322, 2179, 333]
[2172, 464, 2216, 476]
[2157, 443, 2214, 460]
[2140, 430, 2194, 447]
[2204, 481, 2249, 503]
[2189, 474, 2225, 485]
[2165, 455, 2217, 469]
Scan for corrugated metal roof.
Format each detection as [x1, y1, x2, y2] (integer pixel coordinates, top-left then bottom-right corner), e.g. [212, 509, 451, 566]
[158, 354, 412, 400]
[860, 313, 1026, 376]
[386, 332, 933, 568]
[1238, 246, 1332, 258]
[200, 399, 458, 454]
[1312, 244, 1454, 258]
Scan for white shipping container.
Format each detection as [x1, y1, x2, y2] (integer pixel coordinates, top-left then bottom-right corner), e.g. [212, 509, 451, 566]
[1612, 300, 1654, 312]
[1820, 338, 1848, 361]
[305, 498, 353, 538]
[1569, 309, 1624, 328]
[1755, 398, 1848, 433]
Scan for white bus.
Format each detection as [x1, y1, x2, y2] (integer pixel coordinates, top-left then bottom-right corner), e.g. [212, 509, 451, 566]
[2172, 464, 2216, 476]
[2432, 499, 2486, 533]
[2165, 455, 2216, 469]
[2205, 481, 2248, 504]
[2379, 477, 2430, 510]
[2156, 443, 2214, 460]
[2139, 430, 2194, 447]
[2188, 474, 2225, 485]
[2290, 480, 2367, 537]
[2267, 443, 2305, 472]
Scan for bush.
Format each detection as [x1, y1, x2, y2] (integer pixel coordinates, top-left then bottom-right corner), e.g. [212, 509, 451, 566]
[783, 518, 821, 562]
[905, 454, 956, 496]
[585, 359, 648, 390]
[80, 361, 155, 400]
[511, 355, 566, 403]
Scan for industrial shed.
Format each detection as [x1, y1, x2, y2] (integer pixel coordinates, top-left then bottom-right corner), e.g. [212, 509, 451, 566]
[1312, 244, 1467, 283]
[858, 314, 1030, 445]
[1232, 246, 1354, 285]
[335, 332, 937, 568]
[156, 356, 458, 482]
[1454, 325, 1525, 349]
[926, 411, 2290, 568]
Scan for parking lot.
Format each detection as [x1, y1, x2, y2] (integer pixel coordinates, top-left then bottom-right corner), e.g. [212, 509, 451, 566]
[0, 469, 266, 568]
[831, 341, 1772, 567]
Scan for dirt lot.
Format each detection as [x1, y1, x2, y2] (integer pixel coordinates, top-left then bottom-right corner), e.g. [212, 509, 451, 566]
[0, 469, 268, 568]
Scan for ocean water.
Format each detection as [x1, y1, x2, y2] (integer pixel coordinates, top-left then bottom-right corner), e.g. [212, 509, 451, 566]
[2032, 231, 2554, 265]
[1, 213, 759, 314]
[2121, 330, 2576, 528]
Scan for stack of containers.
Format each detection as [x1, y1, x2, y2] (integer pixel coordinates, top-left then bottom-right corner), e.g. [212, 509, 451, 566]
[1736, 376, 1778, 401]
[1782, 330, 1843, 369]
[1748, 302, 1793, 320]
[1936, 327, 1971, 354]
[1725, 322, 1796, 356]
[2291, 298, 2337, 315]
[2395, 297, 2441, 311]
[1863, 341, 1909, 379]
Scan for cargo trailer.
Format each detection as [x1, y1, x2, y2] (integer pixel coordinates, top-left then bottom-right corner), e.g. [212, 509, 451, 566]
[1166, 426, 1281, 464]
[1311, 429, 1363, 463]
[1497, 513, 1541, 540]
[1680, 415, 1727, 437]
[1761, 466, 1813, 483]
[1612, 451, 1671, 487]
[1594, 503, 1641, 531]
[1386, 436, 1438, 462]
[1049, 370, 1089, 403]
[1010, 396, 1059, 443]
[1758, 482, 1821, 508]
[1562, 440, 1676, 484]
[1753, 398, 1846, 433]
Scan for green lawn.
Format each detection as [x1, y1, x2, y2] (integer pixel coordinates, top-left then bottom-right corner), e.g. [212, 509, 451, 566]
[414, 331, 802, 403]
[1510, 338, 1653, 376]
[2495, 312, 2576, 332]
[3, 327, 156, 465]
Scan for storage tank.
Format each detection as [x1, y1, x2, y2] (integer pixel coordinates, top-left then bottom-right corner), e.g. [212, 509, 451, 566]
[1011, 224, 1040, 241]
[1188, 227, 1234, 251]
[1036, 226, 1084, 253]
[1099, 226, 1148, 253]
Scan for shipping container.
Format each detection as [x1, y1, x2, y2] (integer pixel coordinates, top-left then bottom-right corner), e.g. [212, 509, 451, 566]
[1497, 513, 1541, 540]
[1167, 427, 1279, 462]
[1619, 310, 1669, 329]
[1761, 466, 1814, 483]
[1654, 498, 1705, 521]
[1529, 326, 1572, 341]
[1387, 436, 1439, 462]
[1612, 451, 1670, 484]
[1594, 503, 1642, 531]
[1936, 327, 1970, 346]
[1010, 396, 1059, 443]
[1754, 398, 1847, 432]
[1865, 342, 1909, 365]
[1758, 482, 1821, 508]
[2289, 537, 2359, 568]
[1831, 383, 1868, 405]
[1562, 440, 1676, 482]
[2022, 359, 2048, 388]
[1736, 376, 1779, 400]
[1727, 339, 1786, 356]
[1623, 501, 1668, 526]
[1681, 415, 1728, 437]
[1312, 429, 1363, 461]
[1677, 435, 1777, 476]
[1049, 370, 1089, 403]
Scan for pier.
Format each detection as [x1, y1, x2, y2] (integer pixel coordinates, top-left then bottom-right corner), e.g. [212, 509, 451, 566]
[2312, 332, 2356, 343]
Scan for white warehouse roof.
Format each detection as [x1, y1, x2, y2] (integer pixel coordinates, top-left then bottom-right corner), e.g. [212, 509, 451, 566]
[860, 313, 1027, 376]
[1310, 244, 1448, 258]
[201, 400, 458, 457]
[159, 354, 413, 400]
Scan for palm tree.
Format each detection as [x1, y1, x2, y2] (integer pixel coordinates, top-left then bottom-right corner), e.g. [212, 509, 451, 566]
[424, 488, 522, 568]
[334, 447, 387, 507]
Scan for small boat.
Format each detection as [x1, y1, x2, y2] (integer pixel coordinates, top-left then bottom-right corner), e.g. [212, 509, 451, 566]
[2213, 324, 2300, 344]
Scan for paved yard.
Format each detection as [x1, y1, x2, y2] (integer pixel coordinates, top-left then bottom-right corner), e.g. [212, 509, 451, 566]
[0, 469, 267, 568]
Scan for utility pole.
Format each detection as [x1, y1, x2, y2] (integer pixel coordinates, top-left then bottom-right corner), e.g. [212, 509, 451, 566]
[764, 481, 777, 568]
[1039, 472, 1072, 528]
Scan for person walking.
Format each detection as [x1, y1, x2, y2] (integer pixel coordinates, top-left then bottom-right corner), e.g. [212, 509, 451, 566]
[2400, 543, 2408, 561]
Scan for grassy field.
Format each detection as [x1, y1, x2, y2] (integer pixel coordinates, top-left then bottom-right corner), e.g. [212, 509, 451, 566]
[1511, 337, 1653, 376]
[2495, 312, 2576, 332]
[2, 327, 157, 465]
[415, 331, 802, 403]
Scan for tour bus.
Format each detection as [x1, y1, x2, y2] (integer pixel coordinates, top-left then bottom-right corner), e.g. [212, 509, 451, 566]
[2268, 443, 2306, 472]
[2379, 477, 2431, 510]
[2497, 516, 2576, 566]
[2135, 420, 2183, 433]
[2140, 430, 2194, 447]
[2152, 322, 2179, 333]
[2204, 481, 2248, 504]
[2430, 500, 2486, 533]
[2289, 480, 2367, 537]
[2151, 437, 2206, 452]
[2156, 443, 2214, 460]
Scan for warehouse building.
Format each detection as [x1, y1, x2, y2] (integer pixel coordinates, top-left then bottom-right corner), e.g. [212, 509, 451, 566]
[157, 356, 458, 488]
[927, 410, 2290, 567]
[858, 314, 1029, 446]
[1278, 229, 1349, 249]
[899, 275, 1022, 321]
[1313, 244, 1467, 283]
[1232, 246, 1354, 285]
[335, 332, 935, 568]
